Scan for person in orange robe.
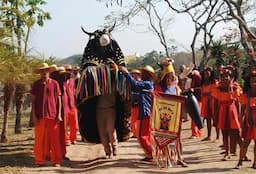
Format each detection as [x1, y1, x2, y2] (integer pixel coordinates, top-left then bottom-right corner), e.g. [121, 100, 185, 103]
[211, 66, 241, 161]
[31, 63, 62, 167]
[50, 66, 69, 160]
[235, 70, 256, 169]
[201, 67, 219, 141]
[64, 65, 79, 145]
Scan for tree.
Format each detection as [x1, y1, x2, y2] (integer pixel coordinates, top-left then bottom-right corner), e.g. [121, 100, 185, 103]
[163, 0, 256, 67]
[222, 0, 256, 58]
[0, 0, 51, 141]
[100, 0, 256, 59]
[101, 0, 177, 57]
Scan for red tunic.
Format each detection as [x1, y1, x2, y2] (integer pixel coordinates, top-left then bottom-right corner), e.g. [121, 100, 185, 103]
[201, 82, 218, 118]
[62, 81, 70, 114]
[31, 78, 61, 120]
[201, 84, 212, 118]
[66, 78, 76, 109]
[211, 86, 240, 130]
[239, 94, 256, 140]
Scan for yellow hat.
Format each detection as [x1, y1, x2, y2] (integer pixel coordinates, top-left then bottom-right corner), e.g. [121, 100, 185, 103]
[159, 64, 175, 81]
[34, 63, 50, 74]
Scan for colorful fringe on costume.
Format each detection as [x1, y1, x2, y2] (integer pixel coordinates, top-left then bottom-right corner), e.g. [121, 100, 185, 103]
[76, 65, 131, 104]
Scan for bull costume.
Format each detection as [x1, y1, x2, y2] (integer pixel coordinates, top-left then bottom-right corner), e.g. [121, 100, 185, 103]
[77, 24, 131, 158]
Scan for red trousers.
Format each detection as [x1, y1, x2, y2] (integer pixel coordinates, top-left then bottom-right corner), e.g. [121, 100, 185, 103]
[65, 107, 78, 143]
[131, 106, 139, 137]
[137, 117, 153, 158]
[191, 120, 202, 137]
[34, 118, 62, 165]
[59, 114, 67, 156]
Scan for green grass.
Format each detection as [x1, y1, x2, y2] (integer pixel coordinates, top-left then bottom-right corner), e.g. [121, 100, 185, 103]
[0, 112, 34, 174]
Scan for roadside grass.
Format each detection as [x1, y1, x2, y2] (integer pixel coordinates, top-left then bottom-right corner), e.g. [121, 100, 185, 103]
[0, 112, 34, 174]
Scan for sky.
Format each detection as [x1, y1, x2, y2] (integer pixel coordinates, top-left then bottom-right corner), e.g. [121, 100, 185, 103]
[30, 0, 228, 59]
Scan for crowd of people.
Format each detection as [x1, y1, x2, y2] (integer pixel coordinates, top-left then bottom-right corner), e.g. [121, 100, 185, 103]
[30, 58, 256, 170]
[119, 58, 256, 169]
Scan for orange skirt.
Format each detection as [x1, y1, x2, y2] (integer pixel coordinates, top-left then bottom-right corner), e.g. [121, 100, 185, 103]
[218, 103, 240, 129]
[201, 96, 212, 118]
[242, 126, 256, 140]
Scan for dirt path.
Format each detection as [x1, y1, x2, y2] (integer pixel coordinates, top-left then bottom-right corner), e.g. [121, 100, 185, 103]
[23, 121, 255, 174]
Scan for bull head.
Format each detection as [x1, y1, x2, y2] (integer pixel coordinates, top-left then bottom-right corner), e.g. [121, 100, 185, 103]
[81, 22, 116, 44]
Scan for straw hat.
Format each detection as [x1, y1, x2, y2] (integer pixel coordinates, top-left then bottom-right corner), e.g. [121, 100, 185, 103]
[64, 64, 72, 71]
[49, 64, 58, 72]
[139, 65, 156, 80]
[34, 63, 51, 74]
[179, 63, 194, 79]
[73, 65, 80, 71]
[57, 66, 67, 74]
[130, 69, 141, 75]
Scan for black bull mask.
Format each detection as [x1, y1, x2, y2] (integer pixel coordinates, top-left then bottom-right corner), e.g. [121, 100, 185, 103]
[80, 23, 126, 69]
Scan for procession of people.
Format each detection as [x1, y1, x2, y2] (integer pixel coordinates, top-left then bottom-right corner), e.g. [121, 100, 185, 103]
[30, 58, 256, 170]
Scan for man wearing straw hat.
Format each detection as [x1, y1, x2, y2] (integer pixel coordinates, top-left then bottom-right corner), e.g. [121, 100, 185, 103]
[119, 65, 156, 162]
[130, 69, 142, 138]
[64, 64, 79, 145]
[31, 63, 62, 167]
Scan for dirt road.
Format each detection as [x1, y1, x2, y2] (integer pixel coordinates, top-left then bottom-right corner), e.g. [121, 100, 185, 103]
[23, 121, 255, 174]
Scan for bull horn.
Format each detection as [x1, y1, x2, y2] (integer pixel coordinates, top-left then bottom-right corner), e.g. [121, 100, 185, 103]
[81, 26, 94, 36]
[108, 21, 116, 32]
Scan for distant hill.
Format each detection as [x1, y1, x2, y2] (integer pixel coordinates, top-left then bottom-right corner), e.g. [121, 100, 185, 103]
[58, 54, 82, 65]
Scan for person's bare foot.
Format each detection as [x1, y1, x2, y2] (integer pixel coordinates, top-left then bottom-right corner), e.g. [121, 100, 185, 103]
[221, 155, 231, 161]
[234, 160, 242, 169]
[177, 159, 188, 167]
[252, 163, 256, 169]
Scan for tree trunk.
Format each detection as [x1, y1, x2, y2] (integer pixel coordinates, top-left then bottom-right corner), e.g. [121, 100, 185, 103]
[14, 83, 26, 134]
[1, 82, 16, 143]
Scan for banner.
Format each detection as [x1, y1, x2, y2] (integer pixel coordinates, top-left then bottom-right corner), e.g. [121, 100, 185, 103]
[151, 93, 185, 149]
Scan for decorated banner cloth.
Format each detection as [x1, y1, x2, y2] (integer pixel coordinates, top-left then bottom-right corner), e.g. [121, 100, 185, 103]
[151, 92, 185, 149]
[76, 65, 131, 105]
[151, 92, 185, 168]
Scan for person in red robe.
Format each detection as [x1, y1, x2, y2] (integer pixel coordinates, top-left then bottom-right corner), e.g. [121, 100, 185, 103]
[235, 70, 256, 169]
[211, 66, 241, 161]
[31, 63, 62, 167]
[64, 65, 79, 145]
[200, 67, 219, 141]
